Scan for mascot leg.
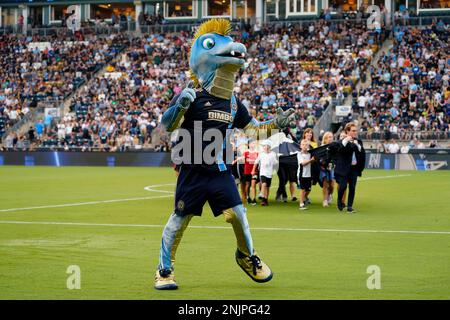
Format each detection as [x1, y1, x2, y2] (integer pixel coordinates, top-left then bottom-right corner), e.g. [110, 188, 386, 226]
[224, 204, 273, 283]
[155, 212, 193, 290]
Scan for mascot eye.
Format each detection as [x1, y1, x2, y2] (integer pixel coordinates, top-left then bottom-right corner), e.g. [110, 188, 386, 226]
[202, 38, 215, 50]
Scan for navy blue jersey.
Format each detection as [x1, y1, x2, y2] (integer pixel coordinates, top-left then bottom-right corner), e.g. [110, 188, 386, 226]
[172, 89, 252, 172]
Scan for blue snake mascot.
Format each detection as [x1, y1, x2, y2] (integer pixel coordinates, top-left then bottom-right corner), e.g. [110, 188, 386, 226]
[155, 19, 296, 290]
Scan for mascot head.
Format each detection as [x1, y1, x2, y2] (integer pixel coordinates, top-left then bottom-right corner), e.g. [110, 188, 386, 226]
[189, 19, 247, 100]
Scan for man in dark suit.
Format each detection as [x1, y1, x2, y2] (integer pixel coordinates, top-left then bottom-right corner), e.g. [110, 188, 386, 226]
[334, 122, 365, 213]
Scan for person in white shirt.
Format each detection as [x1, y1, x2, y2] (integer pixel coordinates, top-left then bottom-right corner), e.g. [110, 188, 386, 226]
[22, 106, 30, 115]
[389, 124, 398, 136]
[8, 108, 18, 122]
[357, 95, 367, 111]
[123, 131, 134, 150]
[400, 144, 410, 154]
[57, 123, 66, 140]
[388, 140, 400, 154]
[252, 140, 278, 206]
[297, 139, 316, 210]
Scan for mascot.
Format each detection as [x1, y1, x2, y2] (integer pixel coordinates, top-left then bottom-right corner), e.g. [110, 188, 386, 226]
[155, 19, 296, 290]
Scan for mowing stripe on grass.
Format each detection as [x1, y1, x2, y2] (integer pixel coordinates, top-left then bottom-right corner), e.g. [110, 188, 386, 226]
[0, 174, 412, 214]
[0, 220, 449, 235]
[142, 174, 413, 193]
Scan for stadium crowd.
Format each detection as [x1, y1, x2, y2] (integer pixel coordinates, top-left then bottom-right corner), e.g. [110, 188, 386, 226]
[2, 19, 448, 152]
[36, 32, 191, 151]
[0, 33, 128, 141]
[355, 23, 449, 146]
[235, 19, 378, 142]
[1, 18, 380, 151]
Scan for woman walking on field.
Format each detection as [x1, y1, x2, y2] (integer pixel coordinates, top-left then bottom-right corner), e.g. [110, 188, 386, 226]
[319, 132, 336, 207]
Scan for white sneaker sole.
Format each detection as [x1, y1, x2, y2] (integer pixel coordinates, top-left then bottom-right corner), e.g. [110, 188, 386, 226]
[154, 283, 178, 290]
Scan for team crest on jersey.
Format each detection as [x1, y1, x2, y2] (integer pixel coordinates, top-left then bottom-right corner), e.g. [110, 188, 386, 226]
[207, 110, 233, 123]
[177, 200, 185, 211]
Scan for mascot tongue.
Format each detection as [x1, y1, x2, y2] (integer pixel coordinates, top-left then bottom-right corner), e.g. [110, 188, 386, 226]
[209, 64, 240, 100]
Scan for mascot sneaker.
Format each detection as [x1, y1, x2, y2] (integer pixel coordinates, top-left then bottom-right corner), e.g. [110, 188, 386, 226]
[154, 269, 178, 290]
[235, 249, 273, 283]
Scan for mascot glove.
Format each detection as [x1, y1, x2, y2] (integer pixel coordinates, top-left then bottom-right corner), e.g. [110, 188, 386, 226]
[176, 81, 196, 110]
[274, 107, 296, 129]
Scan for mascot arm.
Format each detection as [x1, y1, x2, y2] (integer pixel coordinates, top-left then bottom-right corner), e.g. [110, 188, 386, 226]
[242, 118, 278, 138]
[161, 82, 196, 133]
[241, 107, 296, 138]
[161, 99, 188, 133]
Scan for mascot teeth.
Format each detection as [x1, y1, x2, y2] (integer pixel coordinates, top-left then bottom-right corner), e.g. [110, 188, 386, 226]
[230, 51, 244, 58]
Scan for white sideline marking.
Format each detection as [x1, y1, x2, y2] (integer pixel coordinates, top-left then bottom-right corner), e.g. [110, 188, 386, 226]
[143, 183, 175, 194]
[0, 220, 449, 235]
[359, 174, 412, 181]
[0, 174, 411, 214]
[0, 195, 173, 213]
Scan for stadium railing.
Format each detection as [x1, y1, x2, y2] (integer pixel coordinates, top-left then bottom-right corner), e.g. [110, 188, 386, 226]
[2, 14, 449, 37]
[359, 130, 450, 141]
[2, 99, 64, 139]
[1, 145, 158, 152]
[0, 22, 198, 37]
[393, 15, 450, 27]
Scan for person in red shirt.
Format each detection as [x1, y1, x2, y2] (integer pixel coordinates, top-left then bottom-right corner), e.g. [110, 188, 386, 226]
[18, 15, 24, 30]
[234, 139, 259, 205]
[403, 57, 411, 68]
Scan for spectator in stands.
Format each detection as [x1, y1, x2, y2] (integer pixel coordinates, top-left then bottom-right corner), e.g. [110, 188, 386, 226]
[28, 126, 35, 144]
[387, 139, 400, 153]
[35, 120, 44, 140]
[18, 15, 24, 33]
[428, 140, 439, 148]
[44, 112, 53, 134]
[410, 137, 425, 149]
[400, 144, 410, 153]
[138, 11, 145, 27]
[4, 133, 14, 149]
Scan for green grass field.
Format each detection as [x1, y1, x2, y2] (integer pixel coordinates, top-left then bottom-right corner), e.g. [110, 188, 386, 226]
[0, 166, 449, 300]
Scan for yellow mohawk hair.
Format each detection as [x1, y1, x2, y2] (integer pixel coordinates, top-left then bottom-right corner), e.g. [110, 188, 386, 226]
[189, 19, 232, 88]
[192, 19, 232, 42]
